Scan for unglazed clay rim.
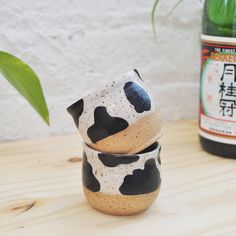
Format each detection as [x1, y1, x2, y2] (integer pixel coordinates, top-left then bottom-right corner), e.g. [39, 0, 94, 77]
[83, 141, 160, 157]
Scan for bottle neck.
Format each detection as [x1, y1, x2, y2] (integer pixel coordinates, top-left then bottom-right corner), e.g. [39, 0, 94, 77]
[202, 0, 236, 38]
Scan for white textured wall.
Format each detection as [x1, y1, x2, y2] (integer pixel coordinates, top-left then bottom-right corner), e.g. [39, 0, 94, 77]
[0, 0, 203, 141]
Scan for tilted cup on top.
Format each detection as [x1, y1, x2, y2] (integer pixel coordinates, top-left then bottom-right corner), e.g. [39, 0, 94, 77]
[67, 69, 162, 154]
[82, 142, 162, 216]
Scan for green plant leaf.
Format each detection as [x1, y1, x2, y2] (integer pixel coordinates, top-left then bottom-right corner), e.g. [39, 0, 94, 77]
[151, 0, 161, 40]
[151, 0, 185, 39]
[0, 51, 50, 125]
[167, 0, 185, 17]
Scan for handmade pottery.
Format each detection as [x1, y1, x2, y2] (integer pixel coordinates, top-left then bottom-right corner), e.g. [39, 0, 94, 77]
[82, 142, 161, 216]
[67, 69, 162, 154]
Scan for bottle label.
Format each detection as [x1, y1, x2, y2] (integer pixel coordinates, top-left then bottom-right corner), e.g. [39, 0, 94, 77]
[200, 35, 236, 144]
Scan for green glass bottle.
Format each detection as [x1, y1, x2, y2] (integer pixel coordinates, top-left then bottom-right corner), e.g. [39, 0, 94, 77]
[200, 0, 236, 158]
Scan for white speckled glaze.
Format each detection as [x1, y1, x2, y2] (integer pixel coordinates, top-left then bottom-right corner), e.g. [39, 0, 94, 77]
[68, 69, 162, 153]
[82, 142, 161, 195]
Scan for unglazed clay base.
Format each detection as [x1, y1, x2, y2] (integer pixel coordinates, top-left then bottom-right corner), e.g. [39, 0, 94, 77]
[83, 186, 160, 216]
[89, 109, 162, 154]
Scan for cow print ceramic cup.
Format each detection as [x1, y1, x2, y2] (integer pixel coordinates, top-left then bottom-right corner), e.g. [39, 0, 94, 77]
[67, 69, 162, 154]
[82, 142, 161, 216]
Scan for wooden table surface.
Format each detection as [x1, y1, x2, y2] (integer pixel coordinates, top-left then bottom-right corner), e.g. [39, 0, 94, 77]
[0, 120, 236, 236]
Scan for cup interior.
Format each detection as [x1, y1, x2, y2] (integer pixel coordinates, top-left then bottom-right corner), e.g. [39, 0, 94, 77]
[138, 142, 159, 154]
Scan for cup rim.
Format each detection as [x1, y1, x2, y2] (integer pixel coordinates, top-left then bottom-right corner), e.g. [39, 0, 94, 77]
[83, 141, 160, 157]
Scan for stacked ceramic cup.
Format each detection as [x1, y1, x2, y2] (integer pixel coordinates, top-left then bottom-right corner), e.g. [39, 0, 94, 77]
[67, 69, 162, 216]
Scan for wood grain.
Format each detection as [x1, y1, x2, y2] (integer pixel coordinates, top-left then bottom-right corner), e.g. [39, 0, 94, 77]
[0, 120, 235, 236]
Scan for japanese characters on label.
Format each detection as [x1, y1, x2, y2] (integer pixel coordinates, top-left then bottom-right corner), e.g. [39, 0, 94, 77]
[200, 38, 236, 139]
[219, 64, 236, 117]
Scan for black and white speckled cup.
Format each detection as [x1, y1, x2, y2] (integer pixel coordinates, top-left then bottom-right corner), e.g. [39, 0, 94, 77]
[67, 69, 162, 154]
[82, 142, 161, 216]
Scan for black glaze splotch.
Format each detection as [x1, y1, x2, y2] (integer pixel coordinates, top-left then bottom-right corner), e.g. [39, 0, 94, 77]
[67, 99, 84, 128]
[133, 69, 142, 80]
[119, 158, 161, 195]
[124, 82, 151, 113]
[82, 152, 100, 192]
[157, 147, 161, 165]
[87, 106, 129, 143]
[98, 153, 139, 167]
